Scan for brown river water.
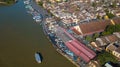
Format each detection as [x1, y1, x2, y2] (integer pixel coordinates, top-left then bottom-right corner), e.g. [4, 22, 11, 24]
[0, 0, 75, 67]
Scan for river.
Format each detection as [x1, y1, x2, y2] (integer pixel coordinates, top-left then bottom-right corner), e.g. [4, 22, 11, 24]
[0, 0, 75, 67]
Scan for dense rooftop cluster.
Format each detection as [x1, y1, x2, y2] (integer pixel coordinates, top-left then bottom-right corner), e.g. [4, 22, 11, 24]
[41, 0, 120, 25]
[36, 0, 120, 67]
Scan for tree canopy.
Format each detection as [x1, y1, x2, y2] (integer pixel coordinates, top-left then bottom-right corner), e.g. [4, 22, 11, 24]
[106, 12, 115, 19]
[97, 51, 118, 66]
[38, 1, 43, 6]
[102, 24, 120, 36]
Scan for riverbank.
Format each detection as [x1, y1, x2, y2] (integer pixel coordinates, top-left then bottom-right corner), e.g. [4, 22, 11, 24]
[0, 2, 8, 5]
[23, 0, 77, 66]
[0, 0, 17, 5]
[33, 1, 81, 67]
[31, 0, 82, 67]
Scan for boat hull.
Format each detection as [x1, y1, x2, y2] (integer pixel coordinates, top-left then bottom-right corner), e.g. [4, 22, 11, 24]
[35, 52, 42, 63]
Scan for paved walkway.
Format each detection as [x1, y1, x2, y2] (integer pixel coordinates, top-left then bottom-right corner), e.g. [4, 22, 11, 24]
[30, 0, 50, 20]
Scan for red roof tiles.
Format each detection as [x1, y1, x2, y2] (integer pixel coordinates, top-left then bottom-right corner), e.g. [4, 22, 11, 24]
[71, 20, 111, 36]
[65, 39, 96, 62]
[59, 27, 96, 62]
[65, 41, 91, 62]
[79, 20, 111, 36]
[56, 27, 96, 62]
[112, 17, 120, 24]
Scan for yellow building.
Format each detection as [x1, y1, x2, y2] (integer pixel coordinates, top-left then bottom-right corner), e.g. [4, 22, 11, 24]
[104, 15, 109, 20]
[49, 0, 62, 3]
[106, 43, 120, 60]
[112, 47, 120, 59]
[87, 61, 100, 67]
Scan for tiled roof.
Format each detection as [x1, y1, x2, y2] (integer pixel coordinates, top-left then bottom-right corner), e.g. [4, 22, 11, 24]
[79, 20, 111, 36]
[106, 35, 119, 42]
[71, 19, 112, 36]
[57, 26, 96, 62]
[65, 39, 96, 63]
[65, 41, 90, 62]
[115, 47, 120, 53]
[95, 40, 103, 47]
[100, 37, 109, 45]
[94, 33, 120, 47]
[112, 17, 120, 24]
[106, 43, 117, 51]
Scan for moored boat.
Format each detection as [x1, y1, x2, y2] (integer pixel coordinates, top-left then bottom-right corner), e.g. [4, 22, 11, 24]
[33, 14, 43, 23]
[35, 52, 42, 63]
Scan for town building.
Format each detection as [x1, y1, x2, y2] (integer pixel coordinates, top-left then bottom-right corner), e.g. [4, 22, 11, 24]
[112, 17, 120, 24]
[71, 20, 111, 36]
[106, 43, 120, 60]
[91, 32, 120, 51]
[87, 61, 100, 67]
[70, 17, 120, 38]
[54, 26, 96, 63]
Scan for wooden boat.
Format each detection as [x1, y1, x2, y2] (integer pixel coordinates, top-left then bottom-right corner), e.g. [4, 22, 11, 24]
[35, 52, 42, 63]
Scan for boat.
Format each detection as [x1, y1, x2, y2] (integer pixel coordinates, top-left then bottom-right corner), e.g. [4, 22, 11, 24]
[33, 14, 43, 23]
[23, 0, 30, 5]
[35, 52, 42, 63]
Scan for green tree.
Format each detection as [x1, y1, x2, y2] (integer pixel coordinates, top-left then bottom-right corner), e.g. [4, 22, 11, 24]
[92, 2, 97, 7]
[85, 36, 92, 42]
[38, 1, 43, 6]
[93, 33, 99, 41]
[97, 15, 101, 19]
[110, 3, 117, 8]
[97, 51, 118, 66]
[106, 12, 115, 19]
[101, 31, 111, 36]
[101, 24, 120, 36]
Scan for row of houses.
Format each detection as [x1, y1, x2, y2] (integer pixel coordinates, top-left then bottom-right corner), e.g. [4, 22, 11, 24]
[47, 0, 120, 3]
[91, 32, 120, 50]
[48, 0, 100, 3]
[106, 43, 120, 60]
[41, 0, 104, 24]
[41, 0, 120, 26]
[90, 32, 120, 60]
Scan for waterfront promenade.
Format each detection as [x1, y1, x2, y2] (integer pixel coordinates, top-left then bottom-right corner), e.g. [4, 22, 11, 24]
[30, 0, 50, 20]
[28, 0, 80, 67]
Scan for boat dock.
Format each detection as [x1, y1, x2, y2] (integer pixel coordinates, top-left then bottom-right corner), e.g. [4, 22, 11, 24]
[23, 0, 43, 23]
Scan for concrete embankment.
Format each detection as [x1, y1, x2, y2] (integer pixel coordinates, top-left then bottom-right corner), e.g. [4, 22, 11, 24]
[0, 2, 7, 4]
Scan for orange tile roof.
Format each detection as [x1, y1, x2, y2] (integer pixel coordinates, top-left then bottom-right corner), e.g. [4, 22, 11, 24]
[112, 17, 120, 24]
[107, 35, 119, 42]
[115, 47, 120, 53]
[79, 20, 111, 36]
[107, 44, 117, 51]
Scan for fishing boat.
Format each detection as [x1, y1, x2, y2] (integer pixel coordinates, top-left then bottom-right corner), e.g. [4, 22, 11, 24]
[35, 52, 42, 63]
[33, 14, 43, 23]
[23, 0, 30, 5]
